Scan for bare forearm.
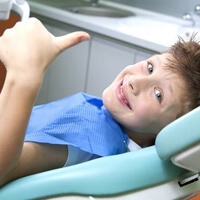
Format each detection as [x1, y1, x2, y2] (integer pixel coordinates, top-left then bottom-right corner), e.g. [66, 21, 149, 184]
[0, 18, 90, 185]
[0, 72, 43, 180]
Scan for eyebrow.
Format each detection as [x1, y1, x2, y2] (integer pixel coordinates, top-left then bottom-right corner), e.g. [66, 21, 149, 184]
[166, 81, 173, 95]
[153, 55, 161, 68]
[153, 55, 174, 103]
[158, 56, 173, 94]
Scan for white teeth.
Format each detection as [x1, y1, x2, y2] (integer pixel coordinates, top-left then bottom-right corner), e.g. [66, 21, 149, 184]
[119, 81, 132, 110]
[120, 86, 125, 99]
[120, 85, 129, 107]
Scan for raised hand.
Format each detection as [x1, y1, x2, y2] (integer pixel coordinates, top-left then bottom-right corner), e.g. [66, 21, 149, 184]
[0, 18, 90, 81]
[0, 18, 90, 185]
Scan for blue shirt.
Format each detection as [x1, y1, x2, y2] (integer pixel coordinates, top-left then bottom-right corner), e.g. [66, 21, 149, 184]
[25, 93, 129, 156]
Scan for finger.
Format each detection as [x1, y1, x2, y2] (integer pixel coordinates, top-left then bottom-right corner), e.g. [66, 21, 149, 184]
[53, 31, 90, 53]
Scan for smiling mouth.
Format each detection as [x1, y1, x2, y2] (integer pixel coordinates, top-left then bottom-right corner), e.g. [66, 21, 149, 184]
[117, 80, 131, 109]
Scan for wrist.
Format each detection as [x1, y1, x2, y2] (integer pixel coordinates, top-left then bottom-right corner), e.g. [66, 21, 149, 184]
[4, 70, 44, 94]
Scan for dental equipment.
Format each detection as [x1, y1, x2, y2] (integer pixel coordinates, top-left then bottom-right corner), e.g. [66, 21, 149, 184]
[0, 0, 29, 21]
[0, 0, 29, 95]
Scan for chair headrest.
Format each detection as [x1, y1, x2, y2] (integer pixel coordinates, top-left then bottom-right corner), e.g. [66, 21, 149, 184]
[155, 106, 200, 172]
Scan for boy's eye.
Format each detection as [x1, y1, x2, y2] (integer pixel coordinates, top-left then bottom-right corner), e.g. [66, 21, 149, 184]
[155, 89, 162, 102]
[147, 63, 153, 74]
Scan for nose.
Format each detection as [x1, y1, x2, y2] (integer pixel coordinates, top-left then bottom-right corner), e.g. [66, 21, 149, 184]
[128, 75, 152, 95]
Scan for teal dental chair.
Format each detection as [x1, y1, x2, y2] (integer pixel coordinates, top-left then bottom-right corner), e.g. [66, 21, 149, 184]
[0, 106, 200, 200]
[0, 1, 200, 199]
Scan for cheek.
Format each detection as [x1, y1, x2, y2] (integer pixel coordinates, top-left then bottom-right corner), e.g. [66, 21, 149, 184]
[134, 105, 151, 125]
[131, 102, 158, 131]
[136, 101, 154, 118]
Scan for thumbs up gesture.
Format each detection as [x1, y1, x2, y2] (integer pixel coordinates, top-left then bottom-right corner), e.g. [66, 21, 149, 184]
[0, 18, 90, 80]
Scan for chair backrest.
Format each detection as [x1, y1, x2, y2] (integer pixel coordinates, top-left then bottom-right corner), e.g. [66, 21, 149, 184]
[155, 106, 200, 172]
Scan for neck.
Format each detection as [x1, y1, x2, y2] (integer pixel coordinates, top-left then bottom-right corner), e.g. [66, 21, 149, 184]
[124, 128, 156, 148]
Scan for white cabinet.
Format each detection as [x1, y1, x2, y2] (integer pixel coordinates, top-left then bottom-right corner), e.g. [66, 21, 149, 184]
[86, 36, 135, 97]
[34, 17, 90, 104]
[135, 51, 154, 63]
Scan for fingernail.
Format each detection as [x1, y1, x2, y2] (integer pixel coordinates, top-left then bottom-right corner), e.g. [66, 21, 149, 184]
[81, 34, 90, 41]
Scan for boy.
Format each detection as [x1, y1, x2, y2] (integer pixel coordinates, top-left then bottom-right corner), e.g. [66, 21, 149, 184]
[0, 18, 199, 186]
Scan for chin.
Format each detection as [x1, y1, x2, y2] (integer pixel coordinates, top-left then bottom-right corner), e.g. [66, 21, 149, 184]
[102, 88, 109, 106]
[102, 87, 114, 111]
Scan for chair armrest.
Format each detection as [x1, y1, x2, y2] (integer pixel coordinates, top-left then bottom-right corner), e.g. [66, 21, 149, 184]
[0, 146, 185, 199]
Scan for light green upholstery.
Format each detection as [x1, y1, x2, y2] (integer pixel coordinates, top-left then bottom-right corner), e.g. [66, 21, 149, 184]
[0, 146, 186, 199]
[156, 106, 200, 161]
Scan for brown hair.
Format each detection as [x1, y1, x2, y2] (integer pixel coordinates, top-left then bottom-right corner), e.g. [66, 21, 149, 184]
[166, 34, 200, 118]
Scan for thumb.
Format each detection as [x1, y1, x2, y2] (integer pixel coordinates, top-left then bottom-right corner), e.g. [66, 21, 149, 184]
[53, 31, 90, 54]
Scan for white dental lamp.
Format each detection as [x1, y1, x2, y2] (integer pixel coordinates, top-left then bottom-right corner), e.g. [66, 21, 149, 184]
[0, 0, 29, 21]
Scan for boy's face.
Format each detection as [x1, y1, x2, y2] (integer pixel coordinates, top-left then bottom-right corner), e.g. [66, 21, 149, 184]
[103, 53, 184, 135]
